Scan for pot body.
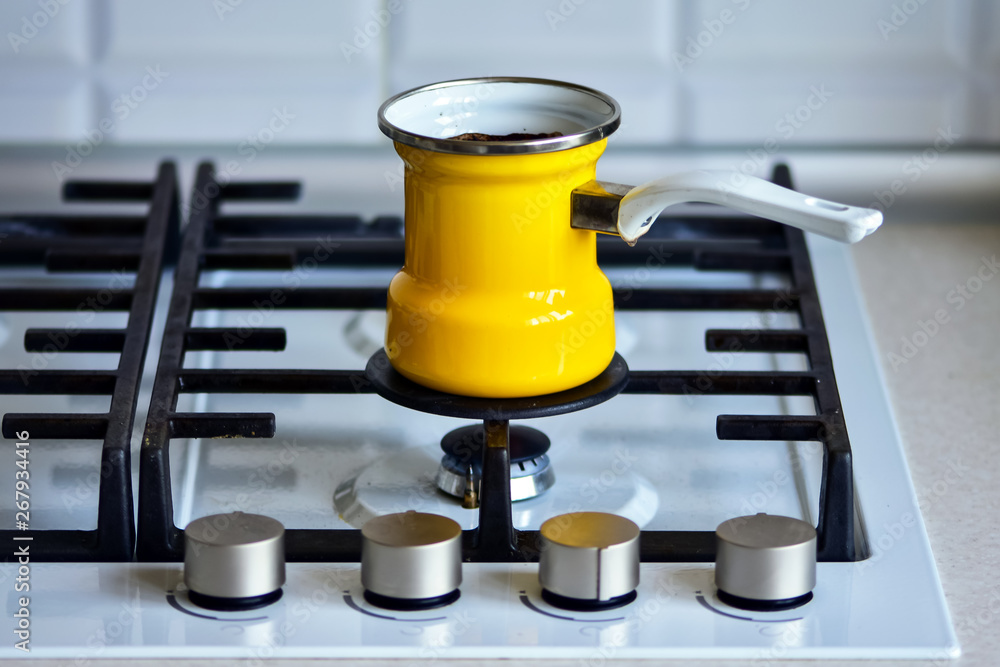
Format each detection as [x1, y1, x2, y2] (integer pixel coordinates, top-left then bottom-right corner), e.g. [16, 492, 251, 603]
[386, 140, 615, 398]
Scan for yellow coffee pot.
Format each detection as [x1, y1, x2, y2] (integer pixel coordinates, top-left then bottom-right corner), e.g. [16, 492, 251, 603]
[377, 78, 881, 398]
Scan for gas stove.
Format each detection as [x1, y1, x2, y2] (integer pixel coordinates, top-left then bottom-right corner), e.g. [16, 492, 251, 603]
[0, 158, 957, 660]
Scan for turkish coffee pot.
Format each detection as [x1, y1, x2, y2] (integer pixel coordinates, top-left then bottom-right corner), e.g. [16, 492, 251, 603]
[377, 77, 881, 398]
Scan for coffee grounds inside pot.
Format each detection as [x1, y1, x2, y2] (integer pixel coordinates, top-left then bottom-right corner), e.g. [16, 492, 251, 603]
[449, 131, 564, 141]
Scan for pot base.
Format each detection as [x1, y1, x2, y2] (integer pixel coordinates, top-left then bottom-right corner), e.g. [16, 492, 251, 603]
[364, 349, 629, 420]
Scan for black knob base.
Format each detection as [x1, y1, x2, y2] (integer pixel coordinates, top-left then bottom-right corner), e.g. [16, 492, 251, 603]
[717, 589, 813, 612]
[541, 588, 637, 612]
[364, 588, 461, 612]
[188, 588, 283, 612]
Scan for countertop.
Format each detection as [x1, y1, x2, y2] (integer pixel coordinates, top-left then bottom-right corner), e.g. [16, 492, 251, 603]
[843, 221, 1000, 667]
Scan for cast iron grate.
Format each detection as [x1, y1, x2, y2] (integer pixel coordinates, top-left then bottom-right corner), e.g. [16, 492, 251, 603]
[136, 161, 854, 563]
[0, 161, 179, 561]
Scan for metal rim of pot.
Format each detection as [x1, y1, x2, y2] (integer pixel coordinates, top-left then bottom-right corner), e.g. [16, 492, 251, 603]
[377, 76, 622, 156]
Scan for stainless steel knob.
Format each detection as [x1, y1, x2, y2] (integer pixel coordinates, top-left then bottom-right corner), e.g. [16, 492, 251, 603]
[184, 512, 286, 611]
[715, 513, 817, 611]
[361, 511, 463, 610]
[539, 512, 640, 611]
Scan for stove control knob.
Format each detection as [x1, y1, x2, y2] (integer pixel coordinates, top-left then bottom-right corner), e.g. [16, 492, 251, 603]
[361, 511, 462, 610]
[715, 513, 816, 611]
[184, 512, 286, 611]
[539, 512, 639, 611]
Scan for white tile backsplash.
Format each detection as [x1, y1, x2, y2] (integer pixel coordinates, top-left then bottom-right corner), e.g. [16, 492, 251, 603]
[683, 74, 966, 145]
[987, 93, 1000, 142]
[389, 0, 675, 66]
[1, 69, 94, 142]
[977, 2, 1000, 142]
[677, 0, 961, 68]
[0, 0, 995, 147]
[985, 3, 1000, 67]
[103, 1, 378, 61]
[0, 0, 91, 64]
[93, 64, 380, 145]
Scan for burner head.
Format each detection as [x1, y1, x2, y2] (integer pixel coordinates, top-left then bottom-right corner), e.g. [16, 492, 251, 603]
[436, 425, 555, 503]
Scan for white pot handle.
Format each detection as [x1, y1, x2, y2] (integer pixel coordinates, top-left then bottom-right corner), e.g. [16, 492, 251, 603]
[616, 170, 882, 246]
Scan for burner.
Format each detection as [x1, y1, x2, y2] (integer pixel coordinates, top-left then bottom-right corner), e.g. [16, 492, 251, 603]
[436, 425, 555, 503]
[332, 445, 658, 530]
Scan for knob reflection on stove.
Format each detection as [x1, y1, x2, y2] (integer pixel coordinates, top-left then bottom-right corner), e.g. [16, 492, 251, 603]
[184, 512, 286, 611]
[361, 511, 462, 611]
[539, 512, 639, 611]
[436, 424, 555, 503]
[714, 513, 817, 611]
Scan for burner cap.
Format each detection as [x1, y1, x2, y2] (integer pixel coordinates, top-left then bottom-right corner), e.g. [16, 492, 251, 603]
[436, 425, 555, 502]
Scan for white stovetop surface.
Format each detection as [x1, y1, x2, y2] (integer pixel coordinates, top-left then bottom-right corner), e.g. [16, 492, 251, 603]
[1, 148, 996, 665]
